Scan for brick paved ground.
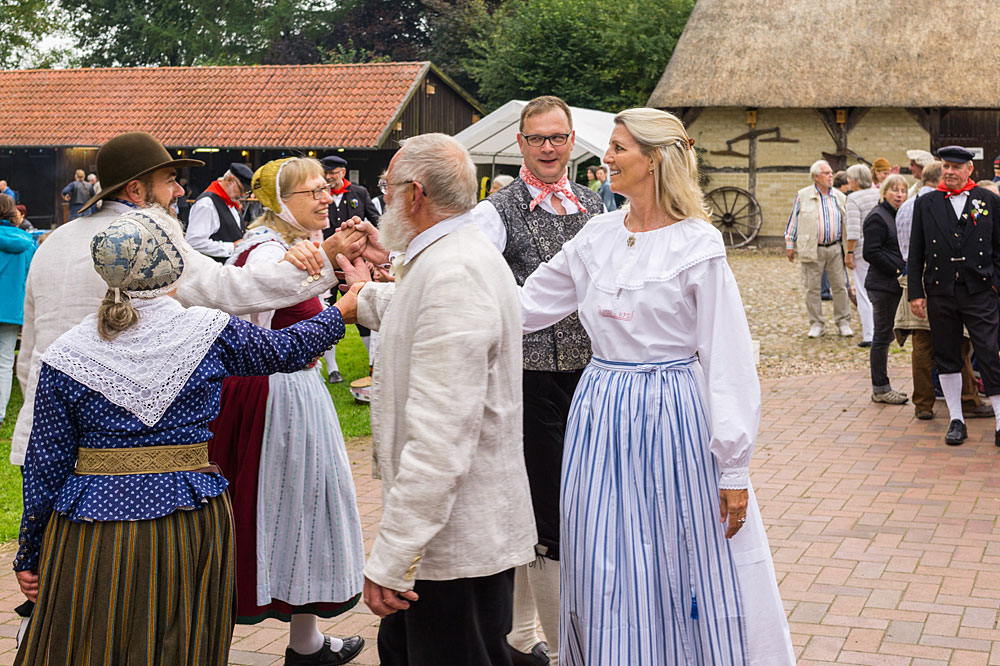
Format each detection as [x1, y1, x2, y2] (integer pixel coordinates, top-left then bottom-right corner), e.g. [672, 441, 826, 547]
[2, 368, 1000, 665]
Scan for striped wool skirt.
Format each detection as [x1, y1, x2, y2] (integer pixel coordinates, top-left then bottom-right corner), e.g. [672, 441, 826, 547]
[15, 493, 235, 666]
[560, 357, 749, 666]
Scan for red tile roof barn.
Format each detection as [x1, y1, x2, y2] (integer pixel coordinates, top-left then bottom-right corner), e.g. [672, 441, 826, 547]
[0, 62, 472, 149]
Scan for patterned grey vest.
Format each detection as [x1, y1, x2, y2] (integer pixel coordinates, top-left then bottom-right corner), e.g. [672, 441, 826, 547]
[488, 178, 602, 372]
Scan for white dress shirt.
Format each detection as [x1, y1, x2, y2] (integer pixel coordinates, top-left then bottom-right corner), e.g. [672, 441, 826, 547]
[473, 180, 584, 251]
[185, 196, 241, 258]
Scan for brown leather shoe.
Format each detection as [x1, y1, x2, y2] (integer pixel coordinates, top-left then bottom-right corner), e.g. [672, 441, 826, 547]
[964, 403, 994, 419]
[915, 410, 934, 420]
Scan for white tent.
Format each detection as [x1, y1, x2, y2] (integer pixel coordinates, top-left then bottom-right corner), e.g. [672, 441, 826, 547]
[453, 100, 616, 177]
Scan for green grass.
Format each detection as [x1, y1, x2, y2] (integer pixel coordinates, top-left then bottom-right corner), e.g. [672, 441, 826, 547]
[1, 381, 24, 541]
[322, 325, 372, 440]
[0, 333, 373, 543]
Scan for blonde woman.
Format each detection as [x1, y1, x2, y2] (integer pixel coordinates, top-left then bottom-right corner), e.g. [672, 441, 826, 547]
[209, 158, 365, 665]
[519, 108, 795, 665]
[862, 175, 910, 404]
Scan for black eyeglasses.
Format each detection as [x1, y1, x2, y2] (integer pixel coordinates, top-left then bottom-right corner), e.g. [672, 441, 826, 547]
[289, 186, 330, 201]
[521, 132, 570, 147]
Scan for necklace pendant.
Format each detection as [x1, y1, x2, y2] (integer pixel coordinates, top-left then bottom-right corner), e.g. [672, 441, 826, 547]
[627, 235, 636, 247]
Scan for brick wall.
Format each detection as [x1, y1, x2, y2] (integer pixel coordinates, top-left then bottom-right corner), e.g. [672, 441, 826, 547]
[690, 107, 930, 242]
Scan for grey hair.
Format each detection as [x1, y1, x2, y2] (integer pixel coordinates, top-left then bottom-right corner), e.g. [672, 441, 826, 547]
[845, 164, 873, 189]
[394, 133, 477, 216]
[492, 174, 514, 190]
[809, 160, 831, 179]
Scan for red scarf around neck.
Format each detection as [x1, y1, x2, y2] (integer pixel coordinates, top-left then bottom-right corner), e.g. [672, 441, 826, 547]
[205, 180, 241, 211]
[519, 163, 587, 213]
[937, 178, 976, 198]
[330, 179, 351, 196]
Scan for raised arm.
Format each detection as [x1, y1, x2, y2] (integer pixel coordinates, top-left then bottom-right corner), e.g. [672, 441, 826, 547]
[520, 248, 580, 333]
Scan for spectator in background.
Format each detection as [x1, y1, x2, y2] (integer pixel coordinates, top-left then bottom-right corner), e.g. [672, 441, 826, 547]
[586, 166, 600, 192]
[845, 163, 879, 347]
[870, 158, 892, 188]
[489, 174, 514, 195]
[596, 165, 617, 211]
[993, 155, 1000, 183]
[177, 177, 194, 223]
[833, 171, 850, 193]
[0, 180, 14, 200]
[84, 174, 101, 215]
[0, 193, 35, 425]
[977, 180, 1000, 196]
[372, 174, 387, 216]
[14, 205, 35, 232]
[906, 150, 934, 198]
[61, 169, 92, 220]
[186, 163, 253, 262]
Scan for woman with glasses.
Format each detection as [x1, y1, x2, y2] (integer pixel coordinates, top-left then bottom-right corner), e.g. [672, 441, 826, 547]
[518, 108, 795, 665]
[208, 157, 366, 666]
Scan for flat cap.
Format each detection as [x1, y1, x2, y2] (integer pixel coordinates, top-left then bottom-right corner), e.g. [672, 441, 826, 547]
[320, 155, 348, 170]
[230, 163, 254, 189]
[937, 145, 975, 163]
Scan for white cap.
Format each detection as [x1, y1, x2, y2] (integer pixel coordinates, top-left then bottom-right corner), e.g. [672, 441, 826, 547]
[906, 149, 934, 166]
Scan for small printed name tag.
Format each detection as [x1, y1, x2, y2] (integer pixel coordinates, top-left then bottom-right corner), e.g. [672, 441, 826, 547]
[598, 307, 633, 322]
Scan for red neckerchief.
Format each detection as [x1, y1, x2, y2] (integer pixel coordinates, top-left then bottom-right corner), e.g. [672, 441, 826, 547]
[519, 163, 587, 213]
[937, 178, 976, 198]
[205, 180, 241, 211]
[330, 179, 351, 196]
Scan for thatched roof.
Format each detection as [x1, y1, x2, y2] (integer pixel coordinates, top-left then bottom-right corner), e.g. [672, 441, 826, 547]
[648, 0, 1000, 109]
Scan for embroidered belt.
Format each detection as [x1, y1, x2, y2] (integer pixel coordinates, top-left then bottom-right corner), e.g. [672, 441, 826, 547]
[75, 443, 210, 475]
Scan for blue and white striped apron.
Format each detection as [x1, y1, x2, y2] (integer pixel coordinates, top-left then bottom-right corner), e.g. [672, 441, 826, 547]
[560, 356, 749, 665]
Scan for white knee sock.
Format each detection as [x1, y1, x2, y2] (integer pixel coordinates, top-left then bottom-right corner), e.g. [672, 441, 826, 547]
[361, 335, 371, 355]
[990, 395, 1000, 430]
[526, 558, 560, 666]
[940, 373, 964, 423]
[507, 564, 541, 653]
[288, 614, 342, 655]
[324, 349, 339, 374]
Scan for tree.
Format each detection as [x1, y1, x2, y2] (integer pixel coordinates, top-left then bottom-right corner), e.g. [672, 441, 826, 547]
[321, 0, 431, 63]
[468, 0, 693, 112]
[423, 0, 497, 96]
[0, 0, 57, 68]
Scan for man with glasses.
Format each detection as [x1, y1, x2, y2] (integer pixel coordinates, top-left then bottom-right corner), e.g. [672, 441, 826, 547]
[186, 162, 253, 262]
[473, 95, 603, 666]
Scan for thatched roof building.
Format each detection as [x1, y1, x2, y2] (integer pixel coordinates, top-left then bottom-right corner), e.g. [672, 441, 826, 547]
[647, 0, 1000, 243]
[649, 0, 1000, 109]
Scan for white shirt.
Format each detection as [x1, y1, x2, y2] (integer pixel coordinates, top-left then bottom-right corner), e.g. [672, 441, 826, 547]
[402, 210, 477, 266]
[186, 195, 241, 258]
[950, 191, 969, 219]
[473, 180, 584, 251]
[518, 209, 759, 490]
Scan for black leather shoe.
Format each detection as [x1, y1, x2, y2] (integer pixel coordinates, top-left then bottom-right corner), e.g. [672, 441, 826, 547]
[285, 636, 364, 666]
[995, 429, 1000, 447]
[857, 340, 872, 348]
[508, 641, 549, 666]
[945, 419, 967, 446]
[964, 403, 995, 419]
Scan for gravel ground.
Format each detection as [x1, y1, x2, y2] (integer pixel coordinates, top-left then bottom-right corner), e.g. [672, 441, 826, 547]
[727, 246, 911, 379]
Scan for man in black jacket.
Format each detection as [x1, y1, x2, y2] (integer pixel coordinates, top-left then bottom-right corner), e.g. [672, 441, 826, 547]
[908, 145, 1000, 446]
[320, 155, 380, 383]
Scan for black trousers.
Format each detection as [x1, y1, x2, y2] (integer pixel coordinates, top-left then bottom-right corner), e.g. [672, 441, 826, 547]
[522, 369, 583, 560]
[927, 281, 1000, 395]
[377, 570, 514, 666]
[869, 288, 902, 390]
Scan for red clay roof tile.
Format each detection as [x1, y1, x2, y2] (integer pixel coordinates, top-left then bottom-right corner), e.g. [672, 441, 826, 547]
[0, 62, 430, 148]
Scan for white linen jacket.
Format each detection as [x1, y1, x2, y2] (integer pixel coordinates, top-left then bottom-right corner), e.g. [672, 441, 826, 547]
[358, 218, 536, 591]
[11, 202, 339, 464]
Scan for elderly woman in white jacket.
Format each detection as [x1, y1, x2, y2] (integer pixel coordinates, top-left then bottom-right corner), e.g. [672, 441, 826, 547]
[845, 163, 880, 347]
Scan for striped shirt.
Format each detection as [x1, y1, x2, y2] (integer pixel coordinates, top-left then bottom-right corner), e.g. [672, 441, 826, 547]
[784, 186, 843, 250]
[896, 185, 934, 263]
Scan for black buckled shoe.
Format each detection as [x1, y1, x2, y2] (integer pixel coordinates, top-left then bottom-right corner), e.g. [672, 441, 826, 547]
[945, 419, 968, 446]
[508, 641, 549, 666]
[285, 636, 364, 666]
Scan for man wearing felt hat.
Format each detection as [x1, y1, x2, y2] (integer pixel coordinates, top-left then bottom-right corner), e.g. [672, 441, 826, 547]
[908, 145, 1000, 447]
[11, 131, 371, 468]
[185, 162, 254, 261]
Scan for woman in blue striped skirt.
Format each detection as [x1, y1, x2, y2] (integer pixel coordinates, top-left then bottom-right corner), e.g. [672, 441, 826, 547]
[519, 108, 796, 665]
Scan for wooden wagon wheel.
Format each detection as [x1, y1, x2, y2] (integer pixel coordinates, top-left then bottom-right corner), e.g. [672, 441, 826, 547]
[705, 186, 762, 248]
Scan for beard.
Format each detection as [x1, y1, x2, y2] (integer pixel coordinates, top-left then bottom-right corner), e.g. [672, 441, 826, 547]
[378, 195, 418, 252]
